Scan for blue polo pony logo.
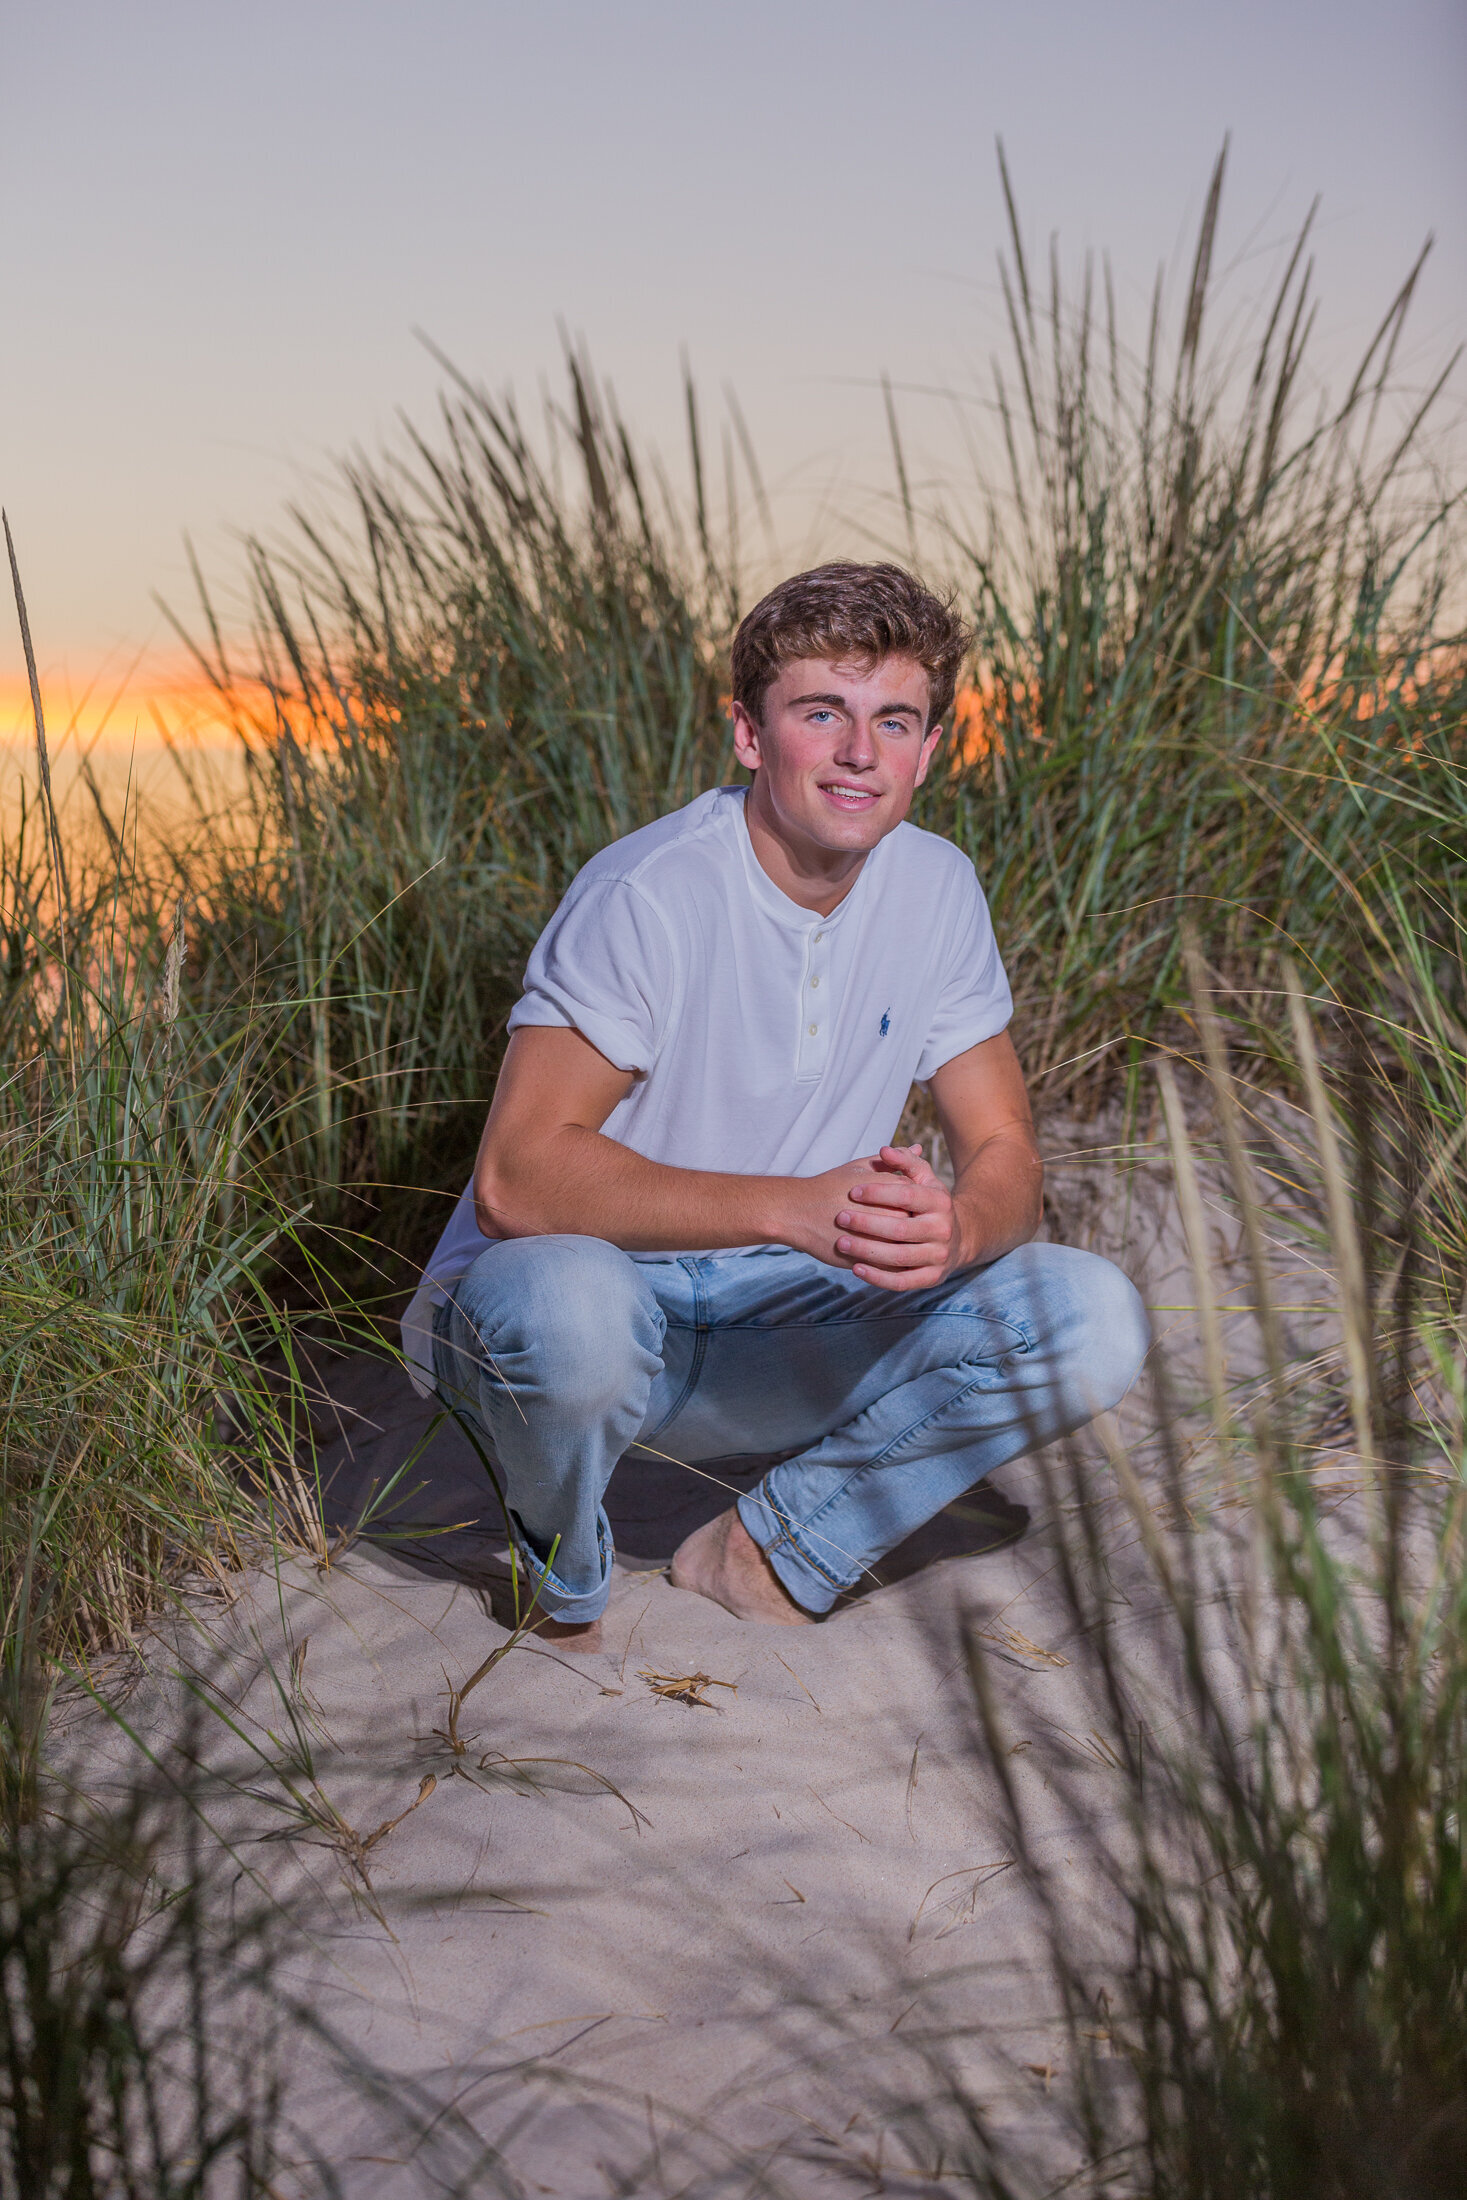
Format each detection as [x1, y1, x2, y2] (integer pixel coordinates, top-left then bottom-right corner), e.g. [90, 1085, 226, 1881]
[878, 1010, 891, 1037]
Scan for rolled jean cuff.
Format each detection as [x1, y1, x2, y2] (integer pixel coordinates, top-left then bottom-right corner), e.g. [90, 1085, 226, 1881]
[736, 1482, 848, 1616]
[510, 1510, 613, 1625]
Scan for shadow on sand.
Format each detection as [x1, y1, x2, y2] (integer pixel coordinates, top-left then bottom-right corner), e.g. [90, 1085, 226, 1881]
[295, 1344, 1030, 1617]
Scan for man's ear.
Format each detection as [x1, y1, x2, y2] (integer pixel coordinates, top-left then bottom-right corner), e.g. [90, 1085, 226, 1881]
[913, 724, 944, 788]
[730, 700, 763, 773]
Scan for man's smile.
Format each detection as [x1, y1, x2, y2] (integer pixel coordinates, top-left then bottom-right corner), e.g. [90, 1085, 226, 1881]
[818, 780, 882, 809]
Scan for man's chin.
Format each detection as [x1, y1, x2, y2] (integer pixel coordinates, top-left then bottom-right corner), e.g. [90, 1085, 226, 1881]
[807, 810, 893, 853]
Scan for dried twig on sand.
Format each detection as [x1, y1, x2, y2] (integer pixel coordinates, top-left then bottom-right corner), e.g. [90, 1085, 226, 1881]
[638, 1668, 738, 1710]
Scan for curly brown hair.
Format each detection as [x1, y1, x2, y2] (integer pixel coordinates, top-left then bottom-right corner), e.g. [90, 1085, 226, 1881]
[730, 562, 971, 732]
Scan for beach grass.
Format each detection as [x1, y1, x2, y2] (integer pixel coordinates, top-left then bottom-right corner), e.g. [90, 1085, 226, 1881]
[130, 152, 1464, 1295]
[938, 973, 1467, 2199]
[0, 1641, 304, 2197]
[0, 150, 1462, 2188]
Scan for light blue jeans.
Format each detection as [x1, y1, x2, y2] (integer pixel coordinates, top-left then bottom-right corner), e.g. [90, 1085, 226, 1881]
[431, 1238, 1149, 1622]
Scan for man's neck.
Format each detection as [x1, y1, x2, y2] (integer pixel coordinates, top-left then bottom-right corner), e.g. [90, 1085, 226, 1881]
[741, 784, 870, 917]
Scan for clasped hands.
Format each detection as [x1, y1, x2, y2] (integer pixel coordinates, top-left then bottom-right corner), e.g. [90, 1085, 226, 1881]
[786, 1143, 962, 1293]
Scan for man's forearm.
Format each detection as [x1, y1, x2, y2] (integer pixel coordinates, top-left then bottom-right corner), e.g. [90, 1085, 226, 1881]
[478, 1127, 786, 1251]
[949, 1131, 1044, 1270]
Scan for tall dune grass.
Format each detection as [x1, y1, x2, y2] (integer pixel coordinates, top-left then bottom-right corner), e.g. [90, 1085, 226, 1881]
[935, 150, 1466, 1292]
[141, 156, 1465, 1292]
[0, 1650, 301, 2197]
[157, 354, 735, 1223]
[936, 978, 1467, 2200]
[4, 150, 1460, 1648]
[0, 542, 316, 1665]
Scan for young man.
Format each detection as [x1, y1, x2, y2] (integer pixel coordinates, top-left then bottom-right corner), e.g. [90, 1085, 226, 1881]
[402, 563, 1147, 1648]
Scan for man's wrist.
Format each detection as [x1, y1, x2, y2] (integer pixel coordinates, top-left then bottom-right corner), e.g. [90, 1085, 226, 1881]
[949, 1187, 986, 1272]
[751, 1174, 795, 1249]
[721, 1171, 779, 1250]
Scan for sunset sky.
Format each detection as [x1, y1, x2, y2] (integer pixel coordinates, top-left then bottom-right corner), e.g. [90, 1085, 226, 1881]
[2, 0, 1464, 765]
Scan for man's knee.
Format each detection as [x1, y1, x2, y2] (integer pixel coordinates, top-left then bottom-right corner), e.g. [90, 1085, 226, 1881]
[1047, 1247, 1150, 1415]
[450, 1235, 664, 1413]
[976, 1241, 1148, 1416]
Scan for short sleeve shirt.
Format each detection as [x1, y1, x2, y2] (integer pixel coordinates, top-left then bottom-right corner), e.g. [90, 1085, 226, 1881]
[402, 786, 1012, 1386]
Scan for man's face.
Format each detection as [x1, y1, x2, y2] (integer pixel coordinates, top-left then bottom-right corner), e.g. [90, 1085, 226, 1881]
[731, 654, 943, 860]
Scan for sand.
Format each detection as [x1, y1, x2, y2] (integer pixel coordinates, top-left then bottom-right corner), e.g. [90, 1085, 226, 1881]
[87, 1098, 1346, 2195]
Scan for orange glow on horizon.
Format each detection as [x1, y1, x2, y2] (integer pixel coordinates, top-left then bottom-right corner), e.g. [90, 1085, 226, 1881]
[0, 647, 263, 836]
[0, 649, 246, 758]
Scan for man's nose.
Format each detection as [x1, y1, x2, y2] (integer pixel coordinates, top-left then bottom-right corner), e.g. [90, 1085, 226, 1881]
[835, 719, 878, 768]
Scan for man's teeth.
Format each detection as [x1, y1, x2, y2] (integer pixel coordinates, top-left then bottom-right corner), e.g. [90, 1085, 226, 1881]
[824, 785, 876, 803]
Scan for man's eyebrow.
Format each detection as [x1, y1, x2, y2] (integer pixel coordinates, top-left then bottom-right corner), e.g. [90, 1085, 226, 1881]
[788, 691, 924, 719]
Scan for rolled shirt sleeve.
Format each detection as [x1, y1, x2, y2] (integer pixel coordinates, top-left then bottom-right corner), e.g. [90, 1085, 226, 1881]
[507, 877, 676, 1075]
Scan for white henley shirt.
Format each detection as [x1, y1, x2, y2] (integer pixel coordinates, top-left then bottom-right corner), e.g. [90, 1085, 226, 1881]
[400, 785, 1013, 1391]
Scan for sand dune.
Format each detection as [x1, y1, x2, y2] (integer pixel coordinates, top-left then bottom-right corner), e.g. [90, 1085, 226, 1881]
[89, 1109, 1341, 2194]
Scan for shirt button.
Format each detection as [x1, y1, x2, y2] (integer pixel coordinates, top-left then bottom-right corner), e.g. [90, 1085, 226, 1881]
[810, 975, 820, 989]
[814, 931, 825, 942]
[808, 1023, 819, 1036]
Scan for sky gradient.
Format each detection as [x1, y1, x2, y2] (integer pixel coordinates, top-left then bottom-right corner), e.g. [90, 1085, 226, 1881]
[2, 0, 1464, 735]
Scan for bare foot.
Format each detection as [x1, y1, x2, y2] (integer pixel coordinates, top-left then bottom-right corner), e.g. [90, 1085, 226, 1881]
[670, 1509, 815, 1625]
[528, 1614, 603, 1651]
